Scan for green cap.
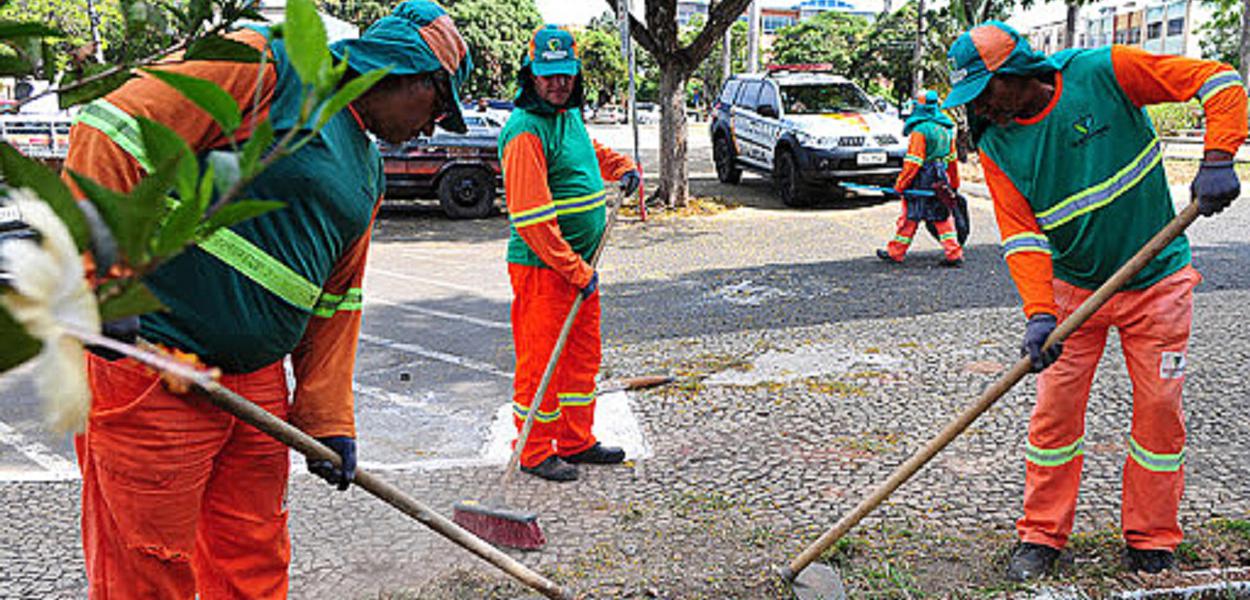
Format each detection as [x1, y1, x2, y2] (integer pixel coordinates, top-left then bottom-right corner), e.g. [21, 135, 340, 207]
[526, 25, 580, 77]
[330, 0, 474, 133]
[943, 20, 1055, 109]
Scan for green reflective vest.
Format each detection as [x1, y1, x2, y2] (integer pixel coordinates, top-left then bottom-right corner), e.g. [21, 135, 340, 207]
[979, 47, 1189, 291]
[500, 107, 606, 267]
[75, 33, 383, 372]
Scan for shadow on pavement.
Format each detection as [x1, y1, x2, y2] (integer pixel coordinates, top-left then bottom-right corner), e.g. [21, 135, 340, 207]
[688, 174, 894, 212]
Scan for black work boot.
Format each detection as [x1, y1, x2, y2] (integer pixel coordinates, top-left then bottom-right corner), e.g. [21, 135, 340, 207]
[520, 456, 578, 482]
[1123, 547, 1176, 574]
[1007, 542, 1060, 582]
[563, 442, 625, 465]
[876, 249, 901, 263]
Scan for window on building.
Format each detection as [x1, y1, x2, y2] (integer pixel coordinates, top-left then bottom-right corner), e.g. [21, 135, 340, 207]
[1129, 27, 1141, 44]
[1167, 17, 1184, 36]
[1147, 22, 1162, 39]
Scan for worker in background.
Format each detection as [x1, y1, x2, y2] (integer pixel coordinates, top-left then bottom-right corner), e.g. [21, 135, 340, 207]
[876, 89, 965, 267]
[63, 2, 471, 596]
[942, 21, 1245, 581]
[500, 25, 641, 482]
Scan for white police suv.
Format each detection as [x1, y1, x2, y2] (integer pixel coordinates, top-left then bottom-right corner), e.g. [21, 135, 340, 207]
[709, 65, 907, 207]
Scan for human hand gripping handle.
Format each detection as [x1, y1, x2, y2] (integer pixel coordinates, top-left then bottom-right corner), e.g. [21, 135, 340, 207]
[1191, 156, 1240, 217]
[1021, 313, 1063, 373]
[579, 270, 598, 299]
[307, 436, 357, 491]
[618, 169, 641, 197]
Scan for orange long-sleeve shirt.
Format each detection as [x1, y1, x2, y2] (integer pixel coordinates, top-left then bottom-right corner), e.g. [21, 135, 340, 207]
[983, 45, 1247, 318]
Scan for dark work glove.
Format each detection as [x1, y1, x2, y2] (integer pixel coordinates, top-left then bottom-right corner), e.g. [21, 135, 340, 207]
[618, 169, 641, 196]
[1191, 160, 1239, 217]
[1021, 313, 1063, 373]
[579, 270, 598, 300]
[307, 436, 356, 491]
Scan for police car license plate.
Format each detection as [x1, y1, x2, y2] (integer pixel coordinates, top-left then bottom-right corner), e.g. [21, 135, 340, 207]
[857, 152, 887, 166]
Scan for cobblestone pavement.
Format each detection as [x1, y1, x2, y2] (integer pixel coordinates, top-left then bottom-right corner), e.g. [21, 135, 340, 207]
[1, 156, 1247, 597]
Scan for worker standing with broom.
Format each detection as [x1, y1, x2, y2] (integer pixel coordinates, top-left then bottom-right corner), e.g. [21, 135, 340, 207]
[941, 21, 1245, 581]
[63, 2, 471, 596]
[501, 25, 641, 482]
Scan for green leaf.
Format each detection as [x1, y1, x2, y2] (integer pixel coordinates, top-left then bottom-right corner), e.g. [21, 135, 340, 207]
[69, 157, 178, 266]
[0, 54, 31, 77]
[59, 66, 133, 109]
[185, 35, 263, 63]
[0, 143, 90, 251]
[0, 301, 41, 374]
[135, 116, 196, 203]
[98, 281, 165, 322]
[283, 0, 329, 91]
[314, 67, 390, 130]
[239, 119, 274, 178]
[142, 68, 242, 136]
[0, 21, 62, 39]
[200, 199, 284, 238]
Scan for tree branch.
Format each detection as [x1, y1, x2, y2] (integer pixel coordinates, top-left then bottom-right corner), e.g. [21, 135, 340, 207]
[684, 0, 754, 64]
[603, 0, 663, 57]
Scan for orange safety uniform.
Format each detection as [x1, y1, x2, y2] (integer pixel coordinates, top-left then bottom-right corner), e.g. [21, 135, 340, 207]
[501, 111, 634, 468]
[886, 92, 963, 262]
[982, 46, 1247, 551]
[65, 30, 377, 598]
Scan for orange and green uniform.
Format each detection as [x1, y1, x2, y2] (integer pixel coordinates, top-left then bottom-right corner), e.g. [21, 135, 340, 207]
[980, 45, 1247, 552]
[501, 101, 634, 468]
[886, 92, 963, 262]
[65, 28, 383, 599]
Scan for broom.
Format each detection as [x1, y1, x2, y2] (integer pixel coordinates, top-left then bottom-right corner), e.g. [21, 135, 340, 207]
[452, 189, 622, 549]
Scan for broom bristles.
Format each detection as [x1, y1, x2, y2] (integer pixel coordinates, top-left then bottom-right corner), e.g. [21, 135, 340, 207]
[452, 500, 546, 550]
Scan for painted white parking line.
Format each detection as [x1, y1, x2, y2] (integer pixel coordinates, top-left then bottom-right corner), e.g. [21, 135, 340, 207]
[356, 390, 650, 472]
[365, 297, 509, 330]
[369, 267, 488, 295]
[358, 333, 511, 379]
[0, 421, 79, 482]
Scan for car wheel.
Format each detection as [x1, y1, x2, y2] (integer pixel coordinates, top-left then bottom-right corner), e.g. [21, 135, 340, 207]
[713, 134, 742, 185]
[774, 150, 812, 207]
[437, 167, 495, 219]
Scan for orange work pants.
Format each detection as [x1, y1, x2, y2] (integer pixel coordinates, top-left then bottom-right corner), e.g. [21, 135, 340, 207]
[1018, 266, 1200, 552]
[77, 353, 291, 599]
[509, 263, 602, 468]
[885, 200, 963, 262]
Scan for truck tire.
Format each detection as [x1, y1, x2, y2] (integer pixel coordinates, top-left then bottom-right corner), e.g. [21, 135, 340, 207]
[774, 150, 813, 207]
[437, 167, 495, 219]
[713, 134, 742, 185]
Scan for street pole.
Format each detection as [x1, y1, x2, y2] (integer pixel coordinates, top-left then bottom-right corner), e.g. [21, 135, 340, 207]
[618, 0, 644, 219]
[911, 0, 926, 93]
[722, 26, 732, 81]
[747, 0, 760, 73]
[1240, 0, 1250, 83]
[84, 0, 106, 62]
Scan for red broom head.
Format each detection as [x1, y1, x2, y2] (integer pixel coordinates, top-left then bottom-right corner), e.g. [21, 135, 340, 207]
[452, 500, 546, 550]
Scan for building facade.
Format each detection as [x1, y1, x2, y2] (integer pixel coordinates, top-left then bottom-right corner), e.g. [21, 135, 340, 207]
[1022, 0, 1209, 58]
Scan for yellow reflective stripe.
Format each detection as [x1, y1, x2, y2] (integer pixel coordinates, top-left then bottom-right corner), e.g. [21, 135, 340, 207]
[553, 190, 606, 216]
[557, 391, 595, 407]
[74, 99, 154, 172]
[510, 201, 558, 227]
[197, 228, 323, 312]
[1127, 435, 1184, 473]
[1034, 140, 1161, 230]
[1002, 232, 1052, 258]
[513, 402, 561, 423]
[938, 231, 958, 241]
[1196, 71, 1244, 104]
[893, 234, 911, 244]
[312, 287, 363, 318]
[1025, 436, 1084, 467]
[904, 154, 924, 165]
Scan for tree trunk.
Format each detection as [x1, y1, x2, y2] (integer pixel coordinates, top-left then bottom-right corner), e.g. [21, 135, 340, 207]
[655, 67, 690, 208]
[1240, 0, 1250, 82]
[1063, 1, 1079, 49]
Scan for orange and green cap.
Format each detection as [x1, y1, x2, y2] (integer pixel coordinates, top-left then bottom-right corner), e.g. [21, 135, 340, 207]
[943, 21, 1055, 109]
[526, 25, 580, 77]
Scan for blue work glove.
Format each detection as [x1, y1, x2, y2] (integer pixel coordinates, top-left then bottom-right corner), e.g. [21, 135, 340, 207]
[1191, 160, 1240, 217]
[618, 169, 641, 196]
[307, 436, 356, 491]
[1021, 313, 1064, 373]
[579, 270, 598, 300]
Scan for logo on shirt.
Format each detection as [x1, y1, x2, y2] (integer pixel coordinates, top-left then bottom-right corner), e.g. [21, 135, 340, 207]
[1071, 113, 1109, 147]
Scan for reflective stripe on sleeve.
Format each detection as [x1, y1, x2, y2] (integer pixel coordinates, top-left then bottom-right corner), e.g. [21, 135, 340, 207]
[1196, 71, 1244, 104]
[1003, 232, 1052, 257]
